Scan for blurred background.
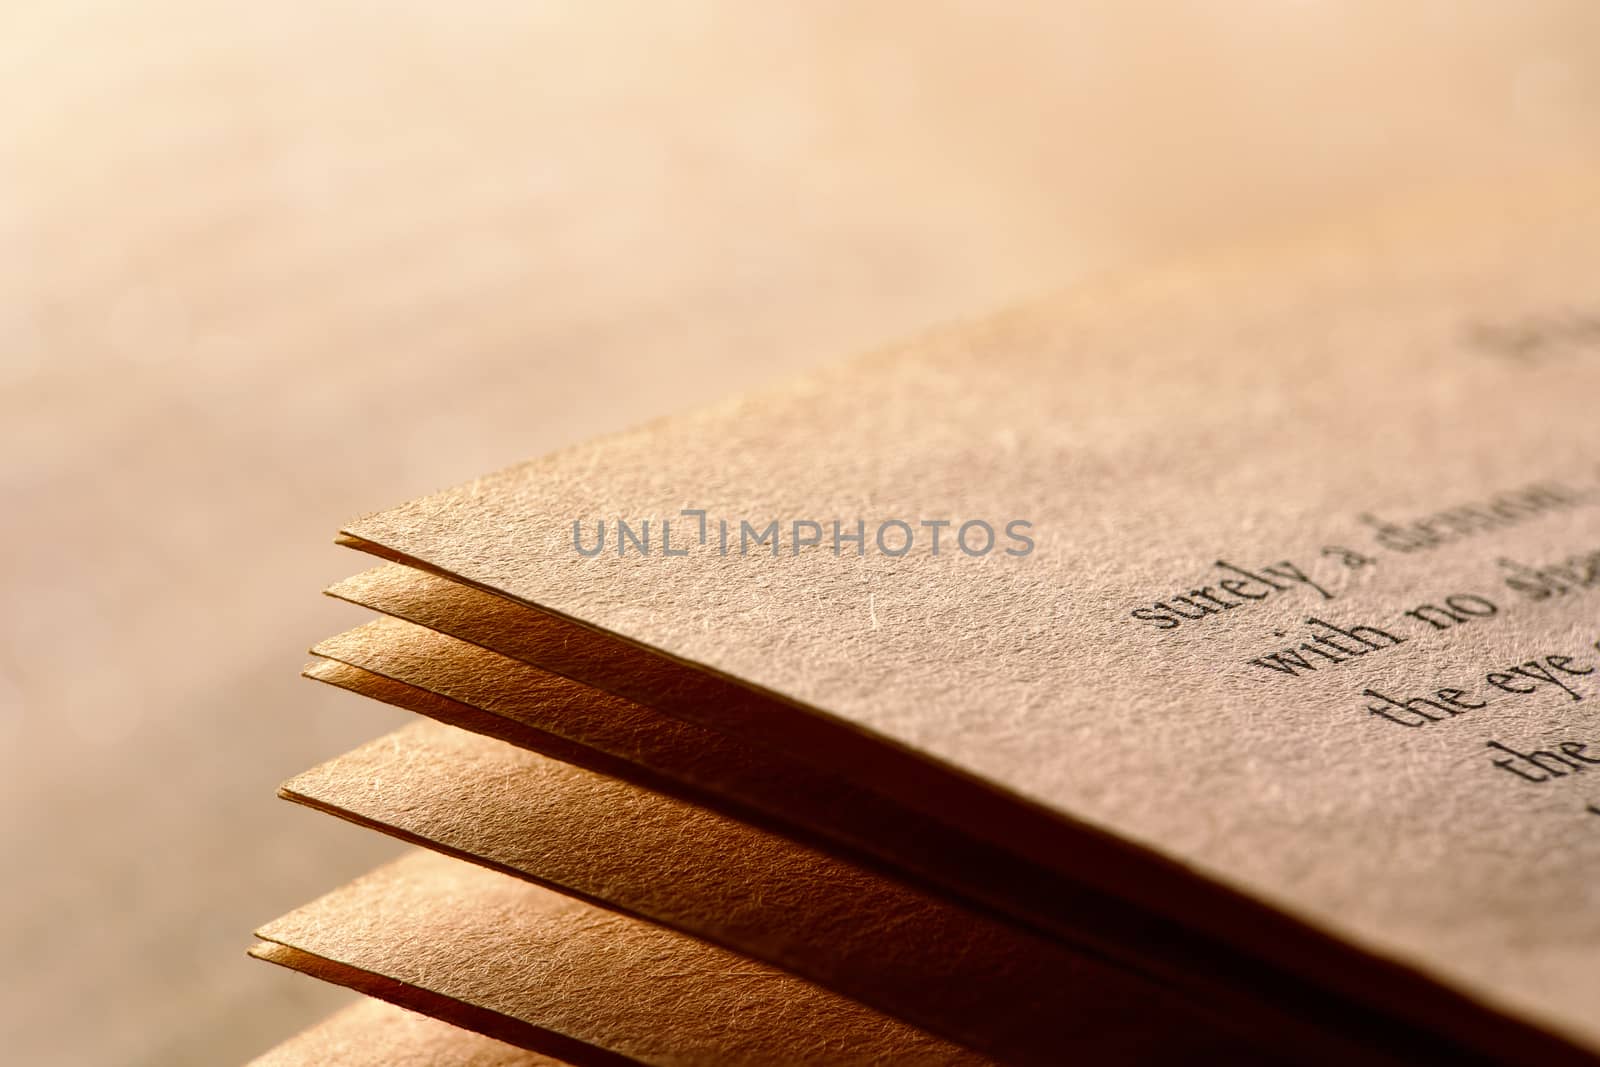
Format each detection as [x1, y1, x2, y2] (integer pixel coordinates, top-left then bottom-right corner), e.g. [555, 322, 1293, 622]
[2, 3, 1598, 1064]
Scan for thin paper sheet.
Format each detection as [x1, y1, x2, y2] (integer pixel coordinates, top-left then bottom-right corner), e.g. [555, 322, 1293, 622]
[341, 180, 1600, 1057]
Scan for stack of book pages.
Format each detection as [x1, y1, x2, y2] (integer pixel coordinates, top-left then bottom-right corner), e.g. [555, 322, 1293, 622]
[251, 182, 1600, 1065]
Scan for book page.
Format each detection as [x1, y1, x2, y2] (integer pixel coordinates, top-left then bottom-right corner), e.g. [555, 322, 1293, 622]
[283, 718, 1264, 1062]
[253, 850, 993, 1066]
[308, 604, 1509, 1060]
[248, 998, 560, 1067]
[343, 176, 1600, 1056]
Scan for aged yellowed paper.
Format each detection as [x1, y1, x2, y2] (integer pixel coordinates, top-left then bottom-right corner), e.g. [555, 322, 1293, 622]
[283, 716, 1269, 1062]
[253, 850, 991, 1065]
[343, 178, 1600, 1058]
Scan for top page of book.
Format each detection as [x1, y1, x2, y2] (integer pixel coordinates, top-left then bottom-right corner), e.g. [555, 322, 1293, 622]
[347, 174, 1600, 1050]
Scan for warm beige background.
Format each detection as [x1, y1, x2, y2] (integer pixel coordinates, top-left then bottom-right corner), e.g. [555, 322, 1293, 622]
[2, 3, 1598, 1065]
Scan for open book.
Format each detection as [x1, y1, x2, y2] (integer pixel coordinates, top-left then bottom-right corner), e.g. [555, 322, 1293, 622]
[251, 176, 1600, 1065]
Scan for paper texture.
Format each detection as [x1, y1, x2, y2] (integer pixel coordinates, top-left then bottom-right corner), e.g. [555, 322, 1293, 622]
[248, 998, 560, 1067]
[308, 614, 1151, 941]
[318, 573, 1348, 955]
[342, 182, 1600, 1057]
[253, 850, 986, 1066]
[307, 608, 1508, 1062]
[282, 717, 1270, 1063]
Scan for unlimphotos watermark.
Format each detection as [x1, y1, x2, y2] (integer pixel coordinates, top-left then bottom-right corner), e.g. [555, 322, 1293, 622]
[572, 509, 1034, 559]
